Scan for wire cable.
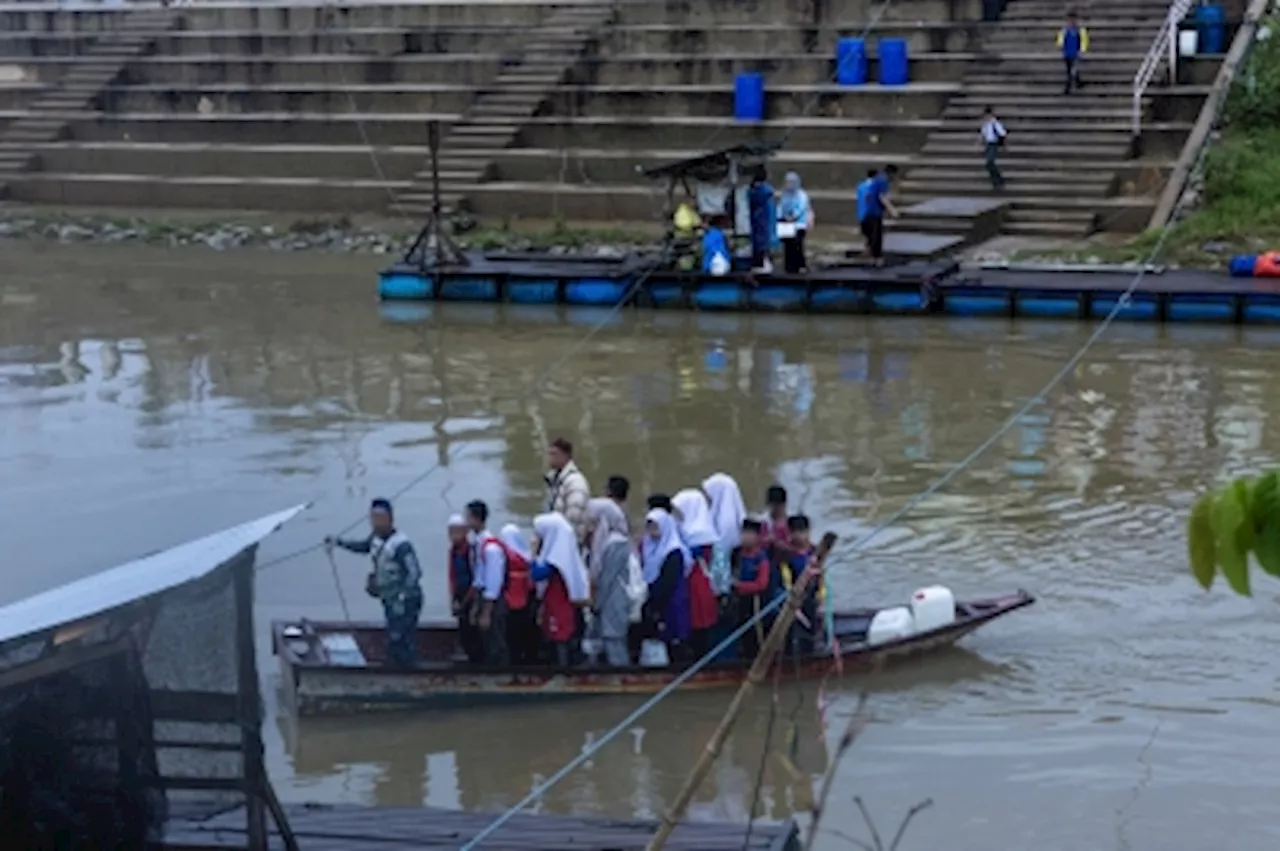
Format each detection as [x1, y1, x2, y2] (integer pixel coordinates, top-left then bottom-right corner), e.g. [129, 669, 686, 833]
[460, 182, 1198, 847]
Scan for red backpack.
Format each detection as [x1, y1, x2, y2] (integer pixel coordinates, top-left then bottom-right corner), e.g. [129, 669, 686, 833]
[481, 536, 533, 611]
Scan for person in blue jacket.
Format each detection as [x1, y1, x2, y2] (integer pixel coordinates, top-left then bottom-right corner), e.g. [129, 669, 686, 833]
[701, 214, 731, 275]
[1057, 10, 1090, 94]
[747, 168, 777, 274]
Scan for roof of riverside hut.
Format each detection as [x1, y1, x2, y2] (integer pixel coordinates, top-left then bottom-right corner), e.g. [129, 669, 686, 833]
[0, 504, 308, 649]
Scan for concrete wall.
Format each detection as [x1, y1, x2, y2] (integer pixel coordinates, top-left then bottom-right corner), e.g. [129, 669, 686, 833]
[0, 1, 1219, 230]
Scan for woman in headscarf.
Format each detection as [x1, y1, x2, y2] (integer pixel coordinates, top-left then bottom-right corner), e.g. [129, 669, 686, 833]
[500, 523, 539, 665]
[703, 473, 747, 553]
[777, 171, 814, 274]
[672, 488, 720, 658]
[585, 497, 633, 667]
[641, 508, 691, 655]
[530, 513, 591, 667]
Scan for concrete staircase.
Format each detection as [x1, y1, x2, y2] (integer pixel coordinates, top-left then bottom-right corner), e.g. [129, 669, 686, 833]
[899, 0, 1173, 238]
[393, 2, 616, 216]
[0, 7, 182, 198]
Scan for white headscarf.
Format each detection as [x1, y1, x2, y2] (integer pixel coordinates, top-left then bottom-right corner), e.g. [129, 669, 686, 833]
[672, 488, 718, 549]
[533, 513, 590, 603]
[641, 508, 691, 582]
[702, 473, 746, 550]
[448, 513, 466, 528]
[586, 498, 629, 580]
[500, 523, 532, 562]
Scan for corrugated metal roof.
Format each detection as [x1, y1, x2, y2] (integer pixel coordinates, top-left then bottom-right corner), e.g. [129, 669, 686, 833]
[0, 504, 308, 647]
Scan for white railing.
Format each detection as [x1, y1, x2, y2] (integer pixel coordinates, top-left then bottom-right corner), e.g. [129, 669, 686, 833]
[1132, 0, 1196, 143]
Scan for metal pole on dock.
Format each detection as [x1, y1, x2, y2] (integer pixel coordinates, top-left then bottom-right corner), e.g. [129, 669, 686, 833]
[427, 120, 443, 267]
[644, 532, 838, 851]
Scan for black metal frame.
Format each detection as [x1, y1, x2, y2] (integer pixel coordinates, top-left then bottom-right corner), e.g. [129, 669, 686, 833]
[401, 121, 469, 272]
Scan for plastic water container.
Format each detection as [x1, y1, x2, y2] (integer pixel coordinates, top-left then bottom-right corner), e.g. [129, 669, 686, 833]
[835, 37, 868, 86]
[734, 72, 765, 121]
[1178, 28, 1199, 57]
[878, 38, 910, 86]
[867, 607, 915, 647]
[910, 586, 957, 633]
[1196, 3, 1226, 54]
[1229, 254, 1258, 277]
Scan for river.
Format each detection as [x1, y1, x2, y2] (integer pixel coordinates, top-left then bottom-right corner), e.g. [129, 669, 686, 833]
[3, 243, 1280, 850]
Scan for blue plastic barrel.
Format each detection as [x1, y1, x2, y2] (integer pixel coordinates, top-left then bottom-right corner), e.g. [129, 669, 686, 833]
[878, 37, 909, 85]
[734, 72, 765, 121]
[1229, 254, 1258, 277]
[1196, 3, 1226, 54]
[835, 37, 867, 85]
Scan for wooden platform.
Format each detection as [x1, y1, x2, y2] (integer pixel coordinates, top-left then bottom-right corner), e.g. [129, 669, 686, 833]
[163, 803, 799, 851]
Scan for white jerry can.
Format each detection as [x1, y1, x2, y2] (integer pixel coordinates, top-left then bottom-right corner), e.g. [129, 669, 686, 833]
[867, 606, 915, 647]
[910, 585, 957, 634]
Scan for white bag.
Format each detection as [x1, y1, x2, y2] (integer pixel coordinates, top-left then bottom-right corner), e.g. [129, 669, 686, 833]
[776, 221, 798, 240]
[708, 252, 730, 277]
[624, 551, 648, 623]
[639, 639, 670, 668]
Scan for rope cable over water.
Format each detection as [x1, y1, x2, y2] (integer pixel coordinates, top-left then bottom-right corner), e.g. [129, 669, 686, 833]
[458, 195, 1200, 848]
[255, 0, 906, 575]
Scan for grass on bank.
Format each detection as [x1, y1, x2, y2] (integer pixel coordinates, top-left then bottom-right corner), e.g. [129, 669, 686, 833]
[1018, 18, 1280, 270]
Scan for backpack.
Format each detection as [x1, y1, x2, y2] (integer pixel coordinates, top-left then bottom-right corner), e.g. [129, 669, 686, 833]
[624, 550, 648, 623]
[708, 545, 733, 596]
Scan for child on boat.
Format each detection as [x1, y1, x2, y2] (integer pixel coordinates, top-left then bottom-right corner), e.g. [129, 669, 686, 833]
[448, 514, 483, 664]
[731, 518, 777, 659]
[760, 485, 792, 560]
[779, 514, 826, 657]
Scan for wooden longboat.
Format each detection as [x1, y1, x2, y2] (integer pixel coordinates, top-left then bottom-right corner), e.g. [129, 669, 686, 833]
[273, 590, 1034, 716]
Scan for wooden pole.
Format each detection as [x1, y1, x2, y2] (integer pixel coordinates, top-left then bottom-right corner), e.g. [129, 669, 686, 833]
[233, 549, 268, 851]
[644, 531, 838, 851]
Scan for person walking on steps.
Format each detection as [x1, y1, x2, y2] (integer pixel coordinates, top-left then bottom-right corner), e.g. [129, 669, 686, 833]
[981, 106, 1008, 191]
[1058, 10, 1089, 94]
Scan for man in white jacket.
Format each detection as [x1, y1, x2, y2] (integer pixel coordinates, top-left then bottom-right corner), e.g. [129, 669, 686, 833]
[545, 437, 591, 540]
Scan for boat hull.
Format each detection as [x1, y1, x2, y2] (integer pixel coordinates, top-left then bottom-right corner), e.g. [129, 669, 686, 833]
[275, 591, 1033, 716]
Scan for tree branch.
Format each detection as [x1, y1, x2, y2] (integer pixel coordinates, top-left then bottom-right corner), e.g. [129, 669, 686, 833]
[888, 799, 934, 851]
[802, 692, 871, 851]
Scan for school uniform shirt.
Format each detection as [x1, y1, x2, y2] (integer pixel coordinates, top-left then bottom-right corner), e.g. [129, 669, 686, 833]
[471, 531, 508, 603]
[981, 118, 1007, 145]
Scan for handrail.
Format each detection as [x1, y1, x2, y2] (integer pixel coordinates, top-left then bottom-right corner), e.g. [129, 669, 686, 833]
[1132, 0, 1195, 147]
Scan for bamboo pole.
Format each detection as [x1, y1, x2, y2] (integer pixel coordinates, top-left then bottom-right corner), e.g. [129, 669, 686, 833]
[645, 531, 839, 851]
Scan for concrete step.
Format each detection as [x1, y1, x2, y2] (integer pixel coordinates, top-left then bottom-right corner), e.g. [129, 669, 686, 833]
[920, 142, 1130, 158]
[904, 167, 1114, 185]
[909, 157, 1135, 173]
[898, 179, 1112, 197]
[942, 106, 1136, 121]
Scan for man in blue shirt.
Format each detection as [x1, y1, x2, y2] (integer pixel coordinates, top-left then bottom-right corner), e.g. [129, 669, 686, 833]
[856, 166, 899, 268]
[1057, 10, 1090, 94]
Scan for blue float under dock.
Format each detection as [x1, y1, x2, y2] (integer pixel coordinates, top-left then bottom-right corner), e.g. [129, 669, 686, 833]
[377, 254, 1280, 325]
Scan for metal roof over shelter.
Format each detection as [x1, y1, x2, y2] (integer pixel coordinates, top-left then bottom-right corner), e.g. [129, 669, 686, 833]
[0, 504, 308, 648]
[640, 141, 782, 182]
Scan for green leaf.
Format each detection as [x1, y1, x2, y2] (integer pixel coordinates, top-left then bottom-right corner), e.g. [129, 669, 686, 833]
[1254, 472, 1280, 577]
[1213, 486, 1252, 596]
[1232, 478, 1256, 554]
[1188, 493, 1218, 589]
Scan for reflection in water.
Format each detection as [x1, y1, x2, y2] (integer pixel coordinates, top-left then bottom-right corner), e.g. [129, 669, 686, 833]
[5, 245, 1280, 850]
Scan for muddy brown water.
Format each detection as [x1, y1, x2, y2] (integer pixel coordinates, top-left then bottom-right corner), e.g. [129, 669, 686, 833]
[3, 243, 1280, 850]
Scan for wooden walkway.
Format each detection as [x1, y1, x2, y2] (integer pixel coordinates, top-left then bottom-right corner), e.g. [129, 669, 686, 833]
[163, 802, 799, 851]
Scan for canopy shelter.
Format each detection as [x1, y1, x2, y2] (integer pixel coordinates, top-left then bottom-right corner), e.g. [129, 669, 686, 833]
[0, 505, 308, 851]
[641, 141, 782, 238]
